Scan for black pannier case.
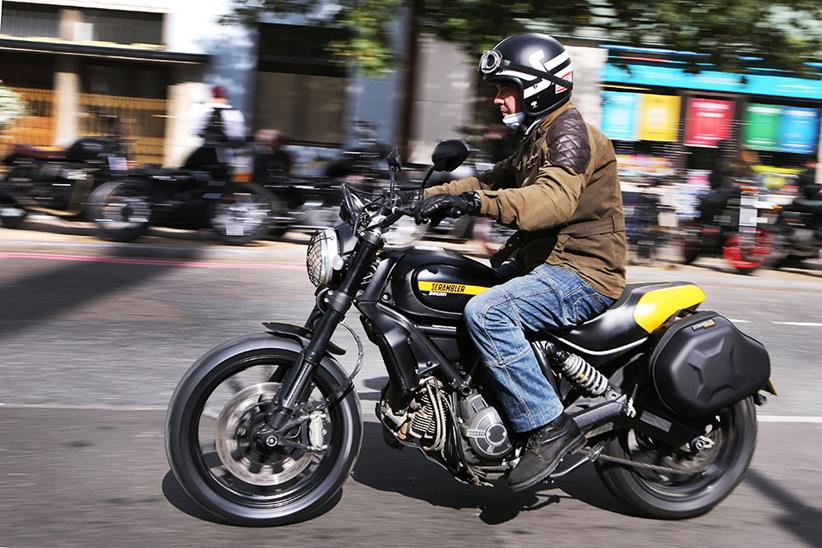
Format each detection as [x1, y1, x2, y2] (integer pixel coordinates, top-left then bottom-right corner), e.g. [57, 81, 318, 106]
[650, 311, 770, 417]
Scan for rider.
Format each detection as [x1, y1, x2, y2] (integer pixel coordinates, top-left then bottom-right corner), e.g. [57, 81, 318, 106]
[414, 33, 627, 491]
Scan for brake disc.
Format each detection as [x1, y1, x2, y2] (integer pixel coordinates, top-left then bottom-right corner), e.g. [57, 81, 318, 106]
[214, 382, 326, 486]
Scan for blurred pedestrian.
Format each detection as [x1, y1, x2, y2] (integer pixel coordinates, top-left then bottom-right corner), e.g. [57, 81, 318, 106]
[796, 157, 820, 199]
[252, 129, 292, 183]
[192, 85, 246, 145]
[414, 33, 625, 491]
[184, 86, 246, 178]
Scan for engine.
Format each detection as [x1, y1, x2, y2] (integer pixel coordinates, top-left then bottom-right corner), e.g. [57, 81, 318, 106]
[377, 378, 512, 464]
[458, 392, 512, 460]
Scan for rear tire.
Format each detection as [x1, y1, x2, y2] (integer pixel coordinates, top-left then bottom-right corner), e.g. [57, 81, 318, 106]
[595, 398, 757, 519]
[87, 180, 152, 242]
[210, 183, 274, 245]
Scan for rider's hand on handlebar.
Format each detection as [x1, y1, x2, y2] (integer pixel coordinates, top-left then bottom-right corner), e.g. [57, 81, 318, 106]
[414, 192, 481, 225]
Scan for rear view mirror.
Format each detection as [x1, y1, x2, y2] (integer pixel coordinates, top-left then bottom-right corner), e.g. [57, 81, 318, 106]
[431, 140, 470, 172]
[386, 146, 402, 171]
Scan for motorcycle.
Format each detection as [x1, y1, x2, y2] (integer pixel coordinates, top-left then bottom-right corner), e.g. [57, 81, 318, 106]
[87, 143, 275, 245]
[0, 113, 128, 228]
[767, 183, 822, 268]
[166, 140, 775, 525]
[677, 182, 774, 274]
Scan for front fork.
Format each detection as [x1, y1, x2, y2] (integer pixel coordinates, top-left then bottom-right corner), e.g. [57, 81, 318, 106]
[265, 230, 383, 431]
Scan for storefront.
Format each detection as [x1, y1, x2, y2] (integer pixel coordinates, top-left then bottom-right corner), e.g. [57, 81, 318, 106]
[600, 49, 822, 218]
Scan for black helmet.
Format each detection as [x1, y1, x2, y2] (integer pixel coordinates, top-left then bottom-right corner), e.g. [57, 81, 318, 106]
[479, 33, 573, 118]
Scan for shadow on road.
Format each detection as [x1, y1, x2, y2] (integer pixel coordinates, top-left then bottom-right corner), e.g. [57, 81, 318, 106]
[161, 470, 344, 526]
[746, 469, 822, 546]
[351, 422, 631, 524]
[0, 244, 202, 339]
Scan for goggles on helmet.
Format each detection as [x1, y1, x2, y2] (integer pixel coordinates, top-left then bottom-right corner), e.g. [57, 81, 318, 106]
[478, 49, 573, 90]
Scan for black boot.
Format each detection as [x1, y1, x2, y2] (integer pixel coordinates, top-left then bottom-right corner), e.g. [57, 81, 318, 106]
[508, 413, 585, 492]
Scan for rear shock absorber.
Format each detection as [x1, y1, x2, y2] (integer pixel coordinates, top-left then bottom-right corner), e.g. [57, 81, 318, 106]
[553, 349, 608, 397]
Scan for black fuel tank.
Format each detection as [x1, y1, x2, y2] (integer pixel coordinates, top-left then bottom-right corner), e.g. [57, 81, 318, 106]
[65, 137, 119, 162]
[390, 247, 507, 321]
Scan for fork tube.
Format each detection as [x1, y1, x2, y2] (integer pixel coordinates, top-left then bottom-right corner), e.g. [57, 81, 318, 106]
[269, 230, 383, 425]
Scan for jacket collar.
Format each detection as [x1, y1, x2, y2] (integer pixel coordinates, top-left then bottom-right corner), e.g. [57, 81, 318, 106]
[525, 101, 574, 138]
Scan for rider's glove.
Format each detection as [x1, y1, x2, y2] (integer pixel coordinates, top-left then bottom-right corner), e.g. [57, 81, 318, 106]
[414, 192, 481, 225]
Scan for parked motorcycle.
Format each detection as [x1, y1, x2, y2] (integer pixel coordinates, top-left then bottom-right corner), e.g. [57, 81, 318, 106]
[767, 183, 822, 268]
[0, 113, 128, 228]
[88, 144, 275, 245]
[166, 141, 774, 525]
[677, 182, 774, 274]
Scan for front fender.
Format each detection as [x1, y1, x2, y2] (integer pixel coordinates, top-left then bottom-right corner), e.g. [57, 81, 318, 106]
[262, 321, 345, 355]
[175, 331, 351, 394]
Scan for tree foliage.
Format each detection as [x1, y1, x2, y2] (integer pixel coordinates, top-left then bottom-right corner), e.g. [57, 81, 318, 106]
[226, 0, 822, 76]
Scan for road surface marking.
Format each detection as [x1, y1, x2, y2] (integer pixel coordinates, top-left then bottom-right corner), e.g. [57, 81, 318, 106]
[729, 319, 751, 323]
[0, 251, 303, 270]
[770, 322, 822, 327]
[758, 415, 822, 423]
[2, 402, 821, 424]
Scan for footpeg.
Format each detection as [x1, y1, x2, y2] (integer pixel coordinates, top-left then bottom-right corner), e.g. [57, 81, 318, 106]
[548, 442, 604, 479]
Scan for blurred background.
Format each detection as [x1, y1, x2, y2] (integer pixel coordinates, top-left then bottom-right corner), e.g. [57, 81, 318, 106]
[2, 1, 822, 545]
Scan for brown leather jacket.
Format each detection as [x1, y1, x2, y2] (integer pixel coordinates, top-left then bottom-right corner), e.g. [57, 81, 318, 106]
[424, 102, 626, 299]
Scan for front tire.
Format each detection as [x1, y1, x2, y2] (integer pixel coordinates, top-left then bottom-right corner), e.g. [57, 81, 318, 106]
[165, 340, 362, 526]
[595, 398, 757, 519]
[87, 181, 152, 242]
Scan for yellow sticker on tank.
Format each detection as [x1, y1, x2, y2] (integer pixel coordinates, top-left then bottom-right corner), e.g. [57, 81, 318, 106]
[417, 281, 489, 296]
[633, 284, 707, 333]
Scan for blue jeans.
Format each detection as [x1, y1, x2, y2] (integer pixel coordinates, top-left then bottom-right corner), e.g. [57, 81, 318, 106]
[463, 263, 614, 433]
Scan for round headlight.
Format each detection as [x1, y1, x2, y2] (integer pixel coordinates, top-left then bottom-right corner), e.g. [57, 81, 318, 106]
[306, 228, 342, 287]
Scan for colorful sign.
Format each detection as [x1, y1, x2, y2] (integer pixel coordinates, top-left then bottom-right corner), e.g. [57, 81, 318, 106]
[742, 104, 781, 151]
[638, 94, 681, 142]
[777, 107, 820, 154]
[603, 63, 822, 101]
[601, 91, 639, 140]
[684, 98, 734, 147]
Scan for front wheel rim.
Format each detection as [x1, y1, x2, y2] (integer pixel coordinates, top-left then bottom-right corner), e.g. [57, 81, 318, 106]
[190, 356, 341, 507]
[96, 188, 150, 228]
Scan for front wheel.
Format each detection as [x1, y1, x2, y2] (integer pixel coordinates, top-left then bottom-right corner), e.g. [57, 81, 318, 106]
[209, 183, 274, 245]
[87, 181, 152, 242]
[595, 397, 757, 519]
[165, 343, 362, 526]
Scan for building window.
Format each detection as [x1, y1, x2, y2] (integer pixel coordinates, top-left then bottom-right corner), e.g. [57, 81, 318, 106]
[255, 24, 348, 145]
[0, 3, 60, 38]
[82, 9, 163, 45]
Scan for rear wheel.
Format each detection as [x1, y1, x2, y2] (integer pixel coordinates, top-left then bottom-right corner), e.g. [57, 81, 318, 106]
[596, 398, 756, 519]
[210, 183, 274, 245]
[87, 181, 152, 242]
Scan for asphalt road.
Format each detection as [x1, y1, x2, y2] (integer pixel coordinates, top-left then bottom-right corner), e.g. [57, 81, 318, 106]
[2, 226, 822, 547]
